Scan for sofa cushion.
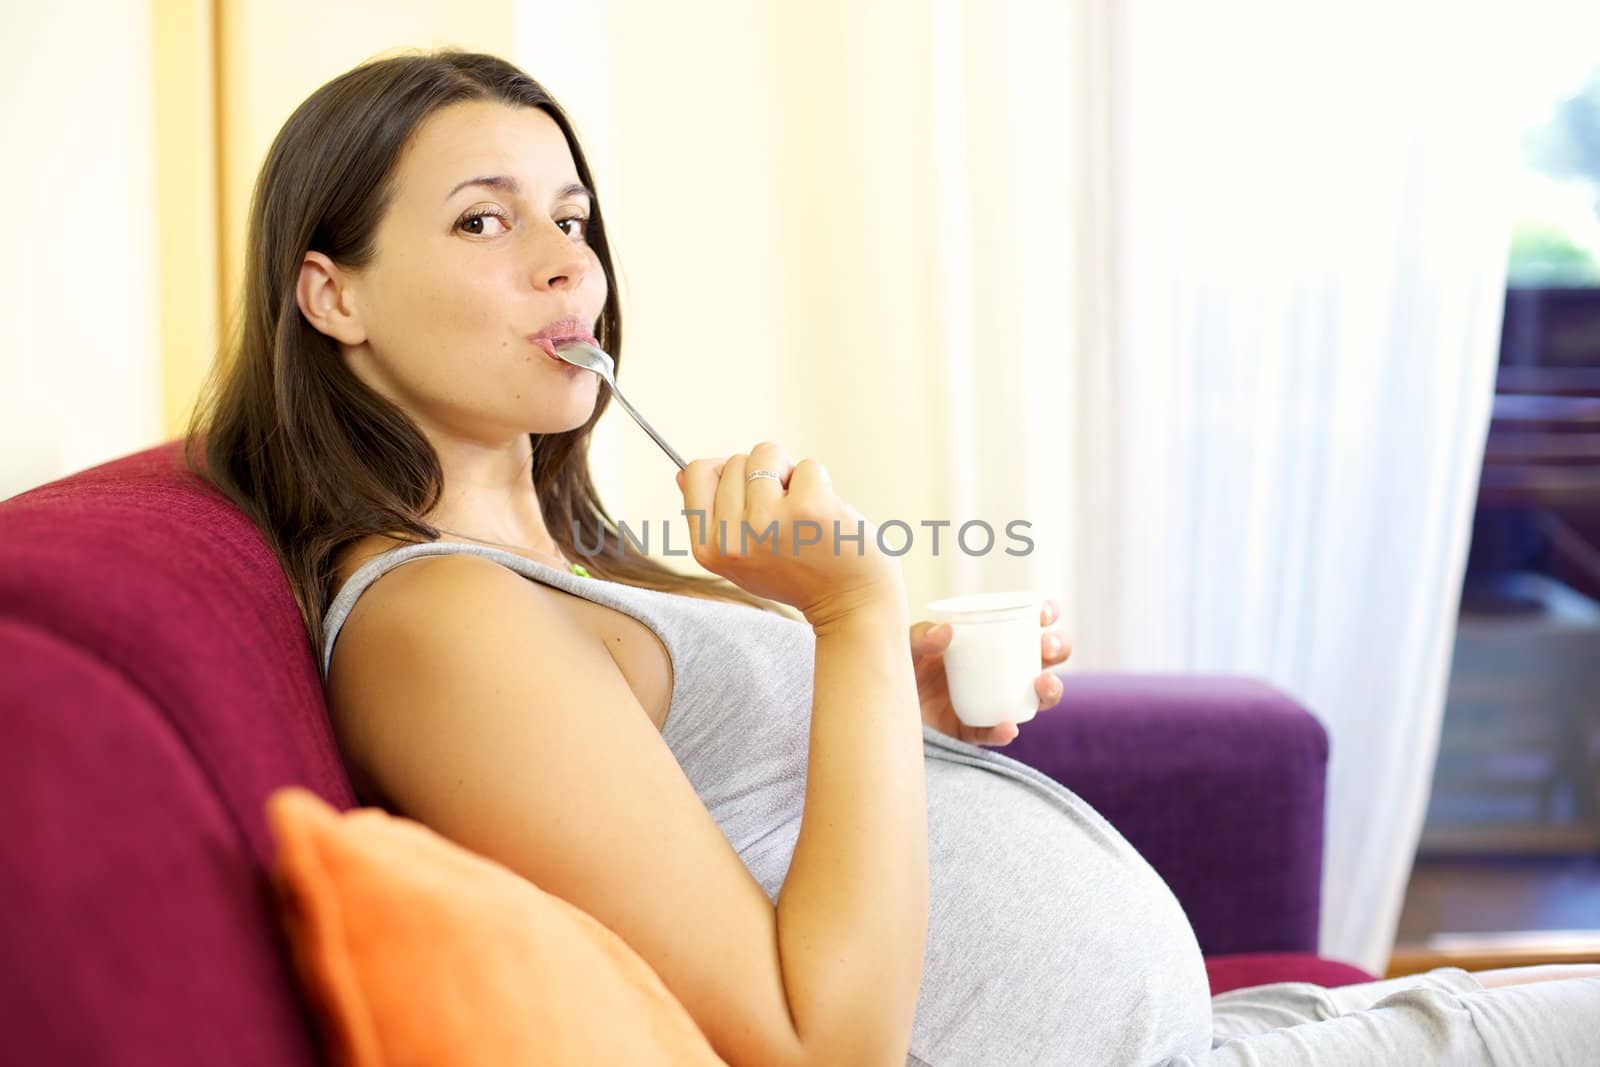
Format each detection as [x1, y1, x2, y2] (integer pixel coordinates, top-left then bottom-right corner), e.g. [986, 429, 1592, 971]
[2, 617, 323, 1064]
[1005, 674, 1329, 956]
[266, 787, 729, 1066]
[1206, 952, 1379, 995]
[0, 441, 357, 860]
[1, 441, 354, 1063]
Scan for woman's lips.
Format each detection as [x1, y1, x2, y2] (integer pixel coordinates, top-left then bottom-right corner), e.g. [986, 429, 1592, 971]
[531, 335, 595, 364]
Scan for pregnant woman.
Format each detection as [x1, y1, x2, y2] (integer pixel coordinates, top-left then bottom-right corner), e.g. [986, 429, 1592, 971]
[188, 48, 1600, 1065]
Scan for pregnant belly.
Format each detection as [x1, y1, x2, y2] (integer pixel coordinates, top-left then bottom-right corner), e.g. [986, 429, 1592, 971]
[909, 756, 1214, 1065]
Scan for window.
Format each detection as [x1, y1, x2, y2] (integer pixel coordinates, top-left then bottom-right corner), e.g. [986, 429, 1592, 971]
[1401, 53, 1600, 961]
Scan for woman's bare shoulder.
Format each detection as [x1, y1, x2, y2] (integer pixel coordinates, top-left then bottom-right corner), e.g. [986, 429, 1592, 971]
[323, 546, 593, 809]
[332, 532, 427, 592]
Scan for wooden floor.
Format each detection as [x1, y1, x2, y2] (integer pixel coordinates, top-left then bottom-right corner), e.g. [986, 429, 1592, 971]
[1387, 933, 1600, 977]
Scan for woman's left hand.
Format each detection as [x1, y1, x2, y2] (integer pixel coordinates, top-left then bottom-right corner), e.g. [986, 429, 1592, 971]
[909, 598, 1071, 747]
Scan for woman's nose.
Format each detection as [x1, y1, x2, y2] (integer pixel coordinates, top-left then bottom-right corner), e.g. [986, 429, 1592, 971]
[533, 224, 588, 291]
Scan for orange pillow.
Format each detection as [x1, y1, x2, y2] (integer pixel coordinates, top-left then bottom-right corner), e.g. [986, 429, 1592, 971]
[263, 787, 729, 1066]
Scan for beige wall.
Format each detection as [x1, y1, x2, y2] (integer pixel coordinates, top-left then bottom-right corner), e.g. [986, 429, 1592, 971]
[151, 0, 219, 437]
[1, 1, 162, 498]
[1, 1, 517, 494]
[163, 0, 515, 440]
[515, 1, 958, 609]
[213, 3, 514, 350]
[13, 0, 1023, 614]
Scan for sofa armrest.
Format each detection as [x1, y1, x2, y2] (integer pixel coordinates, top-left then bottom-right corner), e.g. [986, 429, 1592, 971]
[1003, 673, 1327, 956]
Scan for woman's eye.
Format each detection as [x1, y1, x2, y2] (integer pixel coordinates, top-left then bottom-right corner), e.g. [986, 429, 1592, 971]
[455, 209, 589, 242]
[457, 207, 510, 236]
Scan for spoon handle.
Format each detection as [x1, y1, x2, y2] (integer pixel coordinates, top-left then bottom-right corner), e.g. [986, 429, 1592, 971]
[606, 383, 689, 470]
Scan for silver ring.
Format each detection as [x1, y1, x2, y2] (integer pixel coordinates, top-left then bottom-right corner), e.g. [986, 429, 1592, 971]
[746, 468, 782, 484]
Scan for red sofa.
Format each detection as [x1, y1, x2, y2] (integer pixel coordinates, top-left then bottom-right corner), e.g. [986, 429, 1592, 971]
[0, 442, 1378, 1064]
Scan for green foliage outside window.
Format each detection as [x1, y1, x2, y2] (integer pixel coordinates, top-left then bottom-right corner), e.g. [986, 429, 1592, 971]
[1507, 221, 1600, 287]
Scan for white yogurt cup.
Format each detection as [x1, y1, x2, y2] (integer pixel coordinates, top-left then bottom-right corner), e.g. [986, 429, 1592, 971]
[926, 591, 1043, 728]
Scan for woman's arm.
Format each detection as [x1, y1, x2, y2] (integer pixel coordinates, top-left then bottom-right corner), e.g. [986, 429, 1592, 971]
[675, 443, 930, 1064]
[778, 586, 928, 1065]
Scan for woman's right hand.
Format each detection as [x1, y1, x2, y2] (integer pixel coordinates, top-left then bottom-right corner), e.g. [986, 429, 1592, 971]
[676, 441, 904, 628]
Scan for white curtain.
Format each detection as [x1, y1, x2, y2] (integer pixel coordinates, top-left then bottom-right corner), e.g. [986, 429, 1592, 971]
[923, 0, 1522, 971]
[990, 3, 1517, 972]
[514, 0, 1522, 972]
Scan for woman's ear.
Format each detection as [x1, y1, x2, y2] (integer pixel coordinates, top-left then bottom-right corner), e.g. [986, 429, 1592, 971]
[296, 251, 367, 346]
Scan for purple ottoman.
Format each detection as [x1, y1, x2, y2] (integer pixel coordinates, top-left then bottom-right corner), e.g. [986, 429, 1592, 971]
[1006, 674, 1378, 993]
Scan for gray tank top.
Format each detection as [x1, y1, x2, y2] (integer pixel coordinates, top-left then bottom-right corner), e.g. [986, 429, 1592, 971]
[321, 541, 1214, 1065]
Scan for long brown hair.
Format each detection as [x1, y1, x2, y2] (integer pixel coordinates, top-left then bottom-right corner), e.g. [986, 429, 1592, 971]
[186, 47, 784, 659]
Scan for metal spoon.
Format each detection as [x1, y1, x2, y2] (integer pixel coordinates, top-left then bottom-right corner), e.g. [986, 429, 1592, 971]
[555, 341, 688, 471]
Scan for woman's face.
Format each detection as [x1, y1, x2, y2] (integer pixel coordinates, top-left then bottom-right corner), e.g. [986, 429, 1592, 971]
[323, 100, 607, 443]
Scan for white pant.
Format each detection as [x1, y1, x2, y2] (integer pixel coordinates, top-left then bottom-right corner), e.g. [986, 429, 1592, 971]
[1160, 967, 1600, 1066]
